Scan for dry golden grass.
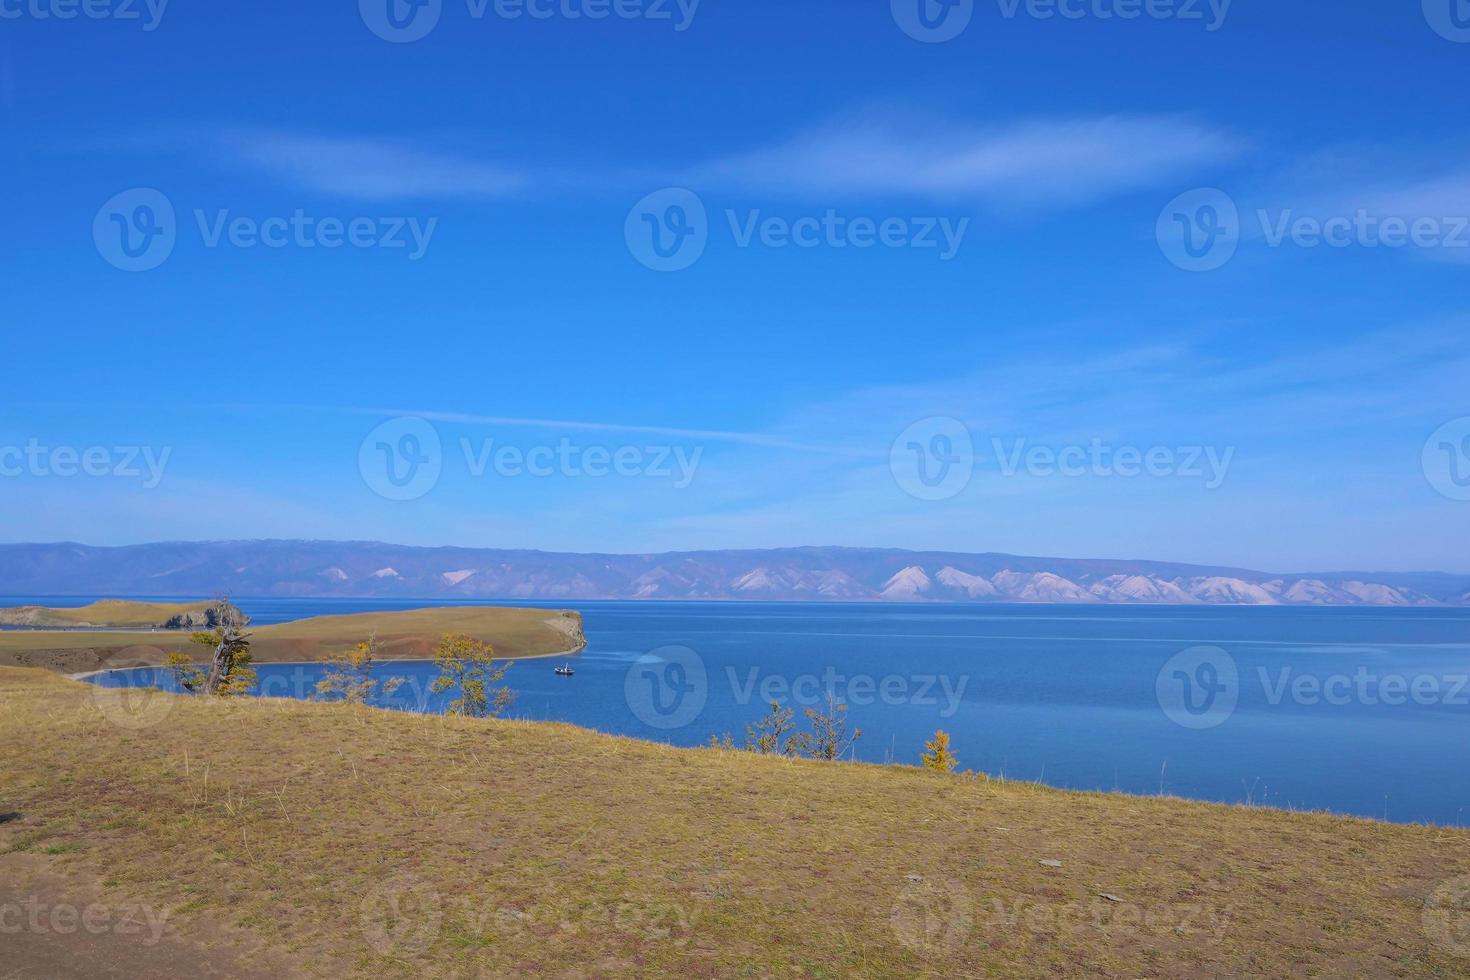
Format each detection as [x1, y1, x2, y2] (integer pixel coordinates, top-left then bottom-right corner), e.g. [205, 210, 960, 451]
[2, 666, 1467, 978]
[0, 605, 585, 674]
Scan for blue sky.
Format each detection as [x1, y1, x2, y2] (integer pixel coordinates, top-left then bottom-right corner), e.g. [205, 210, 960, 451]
[3, 0, 1469, 572]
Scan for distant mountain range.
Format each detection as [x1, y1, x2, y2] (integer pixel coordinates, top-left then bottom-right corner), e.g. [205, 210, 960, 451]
[1, 541, 1467, 607]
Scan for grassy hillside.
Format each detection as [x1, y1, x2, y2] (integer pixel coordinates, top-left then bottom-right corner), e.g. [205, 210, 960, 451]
[0, 598, 217, 628]
[0, 605, 586, 674]
[1, 667, 1466, 978]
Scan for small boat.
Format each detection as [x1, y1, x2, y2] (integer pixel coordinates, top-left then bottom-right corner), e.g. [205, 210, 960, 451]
[554, 664, 575, 676]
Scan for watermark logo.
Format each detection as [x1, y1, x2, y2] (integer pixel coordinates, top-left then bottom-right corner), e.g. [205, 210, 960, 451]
[90, 647, 176, 731]
[1424, 0, 1470, 43]
[0, 0, 169, 30]
[624, 645, 707, 729]
[359, 876, 443, 956]
[1423, 417, 1470, 501]
[0, 440, 172, 488]
[891, 417, 975, 501]
[1157, 188, 1239, 272]
[360, 0, 442, 42]
[993, 438, 1233, 489]
[1258, 210, 1470, 251]
[995, 0, 1231, 30]
[726, 210, 968, 260]
[462, 436, 701, 487]
[1257, 665, 1469, 708]
[626, 188, 708, 272]
[1156, 645, 1238, 729]
[193, 210, 437, 259]
[981, 894, 1232, 941]
[491, 897, 698, 945]
[94, 188, 176, 273]
[0, 897, 172, 945]
[1160, 187, 1470, 271]
[362, 0, 697, 39]
[359, 417, 443, 501]
[1425, 875, 1470, 958]
[727, 666, 969, 718]
[891, 0, 973, 43]
[889, 875, 973, 951]
[94, 190, 438, 272]
[892, 424, 1233, 498]
[359, 418, 704, 499]
[626, 190, 970, 270]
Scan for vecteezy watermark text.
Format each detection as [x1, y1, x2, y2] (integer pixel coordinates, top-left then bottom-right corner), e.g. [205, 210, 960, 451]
[0, 440, 171, 488]
[358, 416, 703, 501]
[0, 0, 168, 30]
[194, 210, 437, 260]
[358, 875, 698, 957]
[1157, 645, 1470, 729]
[727, 665, 969, 718]
[889, 874, 1232, 953]
[624, 188, 970, 272]
[995, 0, 1230, 29]
[93, 188, 438, 272]
[0, 897, 172, 945]
[622, 645, 969, 732]
[1158, 187, 1470, 272]
[461, 438, 700, 487]
[726, 211, 969, 260]
[889, 417, 1235, 502]
[993, 437, 1234, 489]
[360, 0, 699, 43]
[891, 0, 1230, 43]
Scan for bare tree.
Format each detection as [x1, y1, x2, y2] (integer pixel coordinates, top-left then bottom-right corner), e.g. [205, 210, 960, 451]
[316, 632, 404, 705]
[800, 692, 862, 761]
[192, 602, 254, 697]
[744, 701, 808, 756]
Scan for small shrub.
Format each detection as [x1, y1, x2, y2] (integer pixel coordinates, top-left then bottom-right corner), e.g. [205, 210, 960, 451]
[921, 730, 958, 774]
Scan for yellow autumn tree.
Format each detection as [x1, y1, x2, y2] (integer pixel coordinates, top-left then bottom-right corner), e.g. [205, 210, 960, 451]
[921, 729, 958, 774]
[315, 632, 404, 705]
[430, 633, 515, 718]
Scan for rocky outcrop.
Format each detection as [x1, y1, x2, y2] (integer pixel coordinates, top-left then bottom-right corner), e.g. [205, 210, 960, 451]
[880, 566, 933, 600]
[1089, 575, 1193, 603]
[992, 571, 1095, 603]
[544, 610, 587, 653]
[161, 600, 250, 630]
[935, 566, 999, 599]
[1184, 577, 1279, 605]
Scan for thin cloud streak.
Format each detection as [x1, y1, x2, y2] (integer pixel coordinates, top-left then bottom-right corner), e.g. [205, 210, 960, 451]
[215, 129, 531, 202]
[689, 112, 1245, 208]
[14, 400, 881, 458]
[188, 111, 1242, 209]
[359, 407, 882, 457]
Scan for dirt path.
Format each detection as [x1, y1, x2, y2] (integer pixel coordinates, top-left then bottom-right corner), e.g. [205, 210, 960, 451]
[0, 851, 290, 979]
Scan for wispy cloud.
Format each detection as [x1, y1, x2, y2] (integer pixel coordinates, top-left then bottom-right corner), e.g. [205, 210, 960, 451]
[688, 111, 1245, 209]
[1238, 146, 1470, 261]
[215, 129, 531, 202]
[100, 110, 1241, 209]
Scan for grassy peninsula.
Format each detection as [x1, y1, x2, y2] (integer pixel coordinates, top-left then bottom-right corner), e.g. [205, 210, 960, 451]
[0, 602, 586, 674]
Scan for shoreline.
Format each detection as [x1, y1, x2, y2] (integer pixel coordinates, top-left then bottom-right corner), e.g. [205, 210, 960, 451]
[68, 643, 586, 682]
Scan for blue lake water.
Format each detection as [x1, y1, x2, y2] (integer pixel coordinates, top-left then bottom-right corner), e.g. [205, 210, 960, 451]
[37, 595, 1470, 826]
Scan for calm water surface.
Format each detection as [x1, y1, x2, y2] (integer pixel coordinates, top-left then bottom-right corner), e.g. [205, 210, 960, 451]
[34, 595, 1468, 826]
